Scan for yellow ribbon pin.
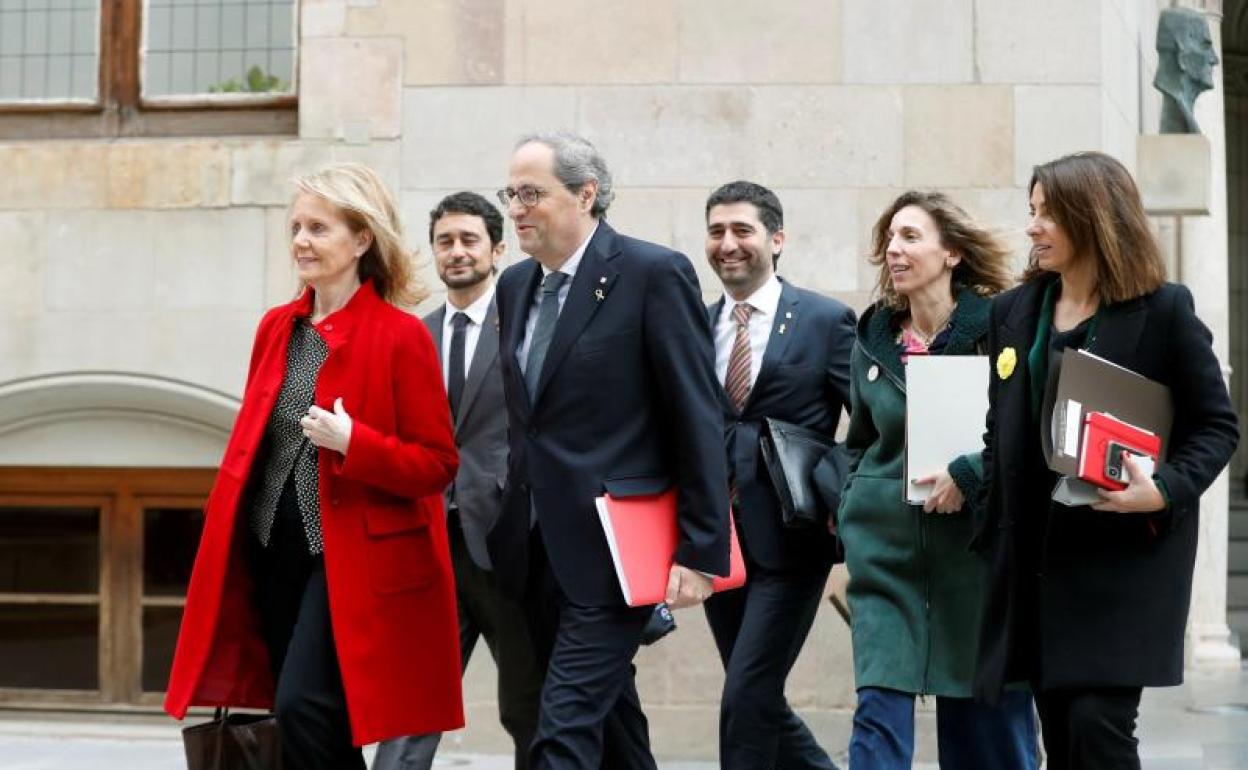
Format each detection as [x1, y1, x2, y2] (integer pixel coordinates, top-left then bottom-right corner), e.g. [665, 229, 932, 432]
[996, 347, 1017, 380]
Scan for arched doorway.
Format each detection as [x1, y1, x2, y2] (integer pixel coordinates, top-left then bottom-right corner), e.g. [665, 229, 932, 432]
[0, 372, 235, 708]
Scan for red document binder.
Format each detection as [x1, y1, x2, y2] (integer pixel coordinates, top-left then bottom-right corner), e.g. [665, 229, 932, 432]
[595, 489, 746, 607]
[1077, 411, 1161, 491]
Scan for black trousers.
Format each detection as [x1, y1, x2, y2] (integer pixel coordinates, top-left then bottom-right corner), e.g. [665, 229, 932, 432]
[250, 484, 364, 770]
[1034, 687, 1143, 770]
[524, 528, 656, 770]
[454, 511, 544, 768]
[703, 558, 838, 770]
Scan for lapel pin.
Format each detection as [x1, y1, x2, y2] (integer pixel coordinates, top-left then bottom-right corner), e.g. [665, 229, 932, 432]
[867, 364, 880, 382]
[594, 288, 605, 302]
[778, 323, 787, 335]
[996, 347, 1017, 380]
[785, 311, 792, 319]
[599, 276, 607, 284]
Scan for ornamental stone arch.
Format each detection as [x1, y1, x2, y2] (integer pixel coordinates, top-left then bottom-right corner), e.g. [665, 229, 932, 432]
[0, 372, 238, 468]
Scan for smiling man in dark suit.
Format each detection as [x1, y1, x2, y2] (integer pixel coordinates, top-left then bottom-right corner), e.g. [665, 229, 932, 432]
[488, 131, 730, 770]
[374, 192, 542, 770]
[702, 181, 854, 770]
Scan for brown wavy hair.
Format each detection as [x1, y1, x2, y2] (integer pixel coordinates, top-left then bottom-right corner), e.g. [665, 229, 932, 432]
[1022, 152, 1165, 303]
[292, 163, 428, 307]
[868, 190, 1013, 311]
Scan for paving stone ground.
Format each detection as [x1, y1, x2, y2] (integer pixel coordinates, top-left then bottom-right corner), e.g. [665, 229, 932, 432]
[1, 668, 1245, 769]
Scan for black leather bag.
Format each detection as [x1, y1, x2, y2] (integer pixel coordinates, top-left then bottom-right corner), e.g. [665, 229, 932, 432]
[759, 417, 847, 528]
[640, 602, 677, 645]
[182, 708, 282, 770]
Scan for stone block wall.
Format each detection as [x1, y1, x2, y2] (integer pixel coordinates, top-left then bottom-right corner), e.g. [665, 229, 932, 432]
[0, 0, 1162, 759]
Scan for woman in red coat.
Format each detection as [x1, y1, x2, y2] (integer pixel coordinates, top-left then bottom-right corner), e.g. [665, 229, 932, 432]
[165, 163, 461, 766]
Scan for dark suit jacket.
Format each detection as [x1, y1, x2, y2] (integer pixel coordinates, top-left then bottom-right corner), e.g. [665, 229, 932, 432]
[487, 221, 731, 607]
[424, 297, 508, 570]
[708, 279, 856, 571]
[973, 277, 1239, 700]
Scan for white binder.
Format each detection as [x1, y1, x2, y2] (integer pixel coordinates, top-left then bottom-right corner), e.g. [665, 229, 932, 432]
[904, 356, 990, 504]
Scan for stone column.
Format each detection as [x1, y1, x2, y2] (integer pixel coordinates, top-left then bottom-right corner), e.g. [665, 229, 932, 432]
[1173, 0, 1241, 670]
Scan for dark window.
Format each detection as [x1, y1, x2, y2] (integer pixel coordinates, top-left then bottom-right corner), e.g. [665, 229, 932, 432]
[0, 605, 99, 690]
[141, 505, 205, 693]
[0, 505, 101, 691]
[0, 506, 100, 594]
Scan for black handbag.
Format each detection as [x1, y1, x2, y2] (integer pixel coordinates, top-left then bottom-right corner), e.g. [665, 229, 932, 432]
[759, 417, 847, 528]
[182, 708, 282, 770]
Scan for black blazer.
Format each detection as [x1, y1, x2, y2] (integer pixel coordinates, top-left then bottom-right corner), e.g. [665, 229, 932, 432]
[973, 277, 1239, 700]
[424, 299, 507, 571]
[486, 221, 731, 607]
[708, 280, 855, 570]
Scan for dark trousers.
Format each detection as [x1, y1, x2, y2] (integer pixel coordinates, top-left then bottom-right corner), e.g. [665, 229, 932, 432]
[1035, 687, 1143, 770]
[849, 687, 1039, 769]
[373, 512, 544, 770]
[703, 560, 837, 770]
[524, 528, 656, 770]
[250, 484, 364, 770]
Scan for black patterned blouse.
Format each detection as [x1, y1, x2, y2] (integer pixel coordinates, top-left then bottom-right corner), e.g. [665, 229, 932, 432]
[249, 317, 329, 554]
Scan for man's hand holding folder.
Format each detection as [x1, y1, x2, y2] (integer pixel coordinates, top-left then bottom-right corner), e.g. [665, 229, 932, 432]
[665, 565, 714, 609]
[596, 488, 746, 608]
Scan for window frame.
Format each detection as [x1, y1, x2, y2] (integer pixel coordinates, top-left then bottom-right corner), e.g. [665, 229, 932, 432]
[0, 0, 297, 140]
[0, 467, 215, 711]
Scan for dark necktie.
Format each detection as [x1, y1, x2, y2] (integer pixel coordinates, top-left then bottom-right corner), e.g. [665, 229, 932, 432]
[447, 311, 469, 420]
[524, 271, 568, 396]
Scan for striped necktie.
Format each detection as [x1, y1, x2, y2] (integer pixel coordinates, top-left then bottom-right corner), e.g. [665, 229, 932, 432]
[725, 303, 754, 412]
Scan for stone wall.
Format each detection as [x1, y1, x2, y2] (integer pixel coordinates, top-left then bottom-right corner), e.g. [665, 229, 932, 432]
[0, 0, 1163, 759]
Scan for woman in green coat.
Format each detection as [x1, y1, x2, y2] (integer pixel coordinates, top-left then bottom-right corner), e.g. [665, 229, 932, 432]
[839, 191, 1037, 769]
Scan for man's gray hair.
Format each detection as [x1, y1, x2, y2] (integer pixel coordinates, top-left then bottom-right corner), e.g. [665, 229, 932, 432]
[516, 131, 615, 217]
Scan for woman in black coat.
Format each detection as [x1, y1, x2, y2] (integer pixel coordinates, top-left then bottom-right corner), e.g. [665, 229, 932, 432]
[972, 151, 1239, 769]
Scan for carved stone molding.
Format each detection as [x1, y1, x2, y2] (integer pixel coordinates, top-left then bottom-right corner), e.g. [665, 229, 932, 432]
[0, 371, 237, 467]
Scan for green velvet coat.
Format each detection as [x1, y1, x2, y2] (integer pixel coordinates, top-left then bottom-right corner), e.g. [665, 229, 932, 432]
[836, 289, 989, 698]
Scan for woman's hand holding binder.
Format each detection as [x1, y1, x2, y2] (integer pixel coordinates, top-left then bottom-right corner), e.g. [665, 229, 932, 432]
[1089, 451, 1166, 513]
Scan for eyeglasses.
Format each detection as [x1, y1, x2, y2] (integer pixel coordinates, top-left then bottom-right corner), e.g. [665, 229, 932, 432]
[496, 186, 549, 208]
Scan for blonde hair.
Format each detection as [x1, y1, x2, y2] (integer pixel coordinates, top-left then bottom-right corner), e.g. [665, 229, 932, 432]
[868, 190, 1013, 311]
[292, 163, 427, 306]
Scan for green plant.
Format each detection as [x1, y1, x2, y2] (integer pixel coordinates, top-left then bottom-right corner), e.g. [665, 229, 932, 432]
[208, 65, 288, 94]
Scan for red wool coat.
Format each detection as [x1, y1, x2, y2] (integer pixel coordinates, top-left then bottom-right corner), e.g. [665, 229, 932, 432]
[164, 281, 462, 746]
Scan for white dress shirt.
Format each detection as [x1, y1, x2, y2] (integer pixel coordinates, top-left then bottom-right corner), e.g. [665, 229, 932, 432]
[440, 283, 495, 390]
[517, 221, 599, 372]
[714, 275, 783, 389]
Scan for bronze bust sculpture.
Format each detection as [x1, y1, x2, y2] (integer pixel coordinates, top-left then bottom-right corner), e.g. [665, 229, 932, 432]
[1154, 7, 1219, 134]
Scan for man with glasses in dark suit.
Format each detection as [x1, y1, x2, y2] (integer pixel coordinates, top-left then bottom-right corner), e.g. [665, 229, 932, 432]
[489, 132, 730, 770]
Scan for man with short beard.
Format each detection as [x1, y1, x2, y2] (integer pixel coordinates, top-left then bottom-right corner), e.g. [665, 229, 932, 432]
[374, 192, 542, 770]
[702, 181, 853, 770]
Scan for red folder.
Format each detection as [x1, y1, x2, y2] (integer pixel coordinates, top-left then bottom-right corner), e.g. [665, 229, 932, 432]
[1077, 411, 1161, 491]
[595, 489, 746, 607]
